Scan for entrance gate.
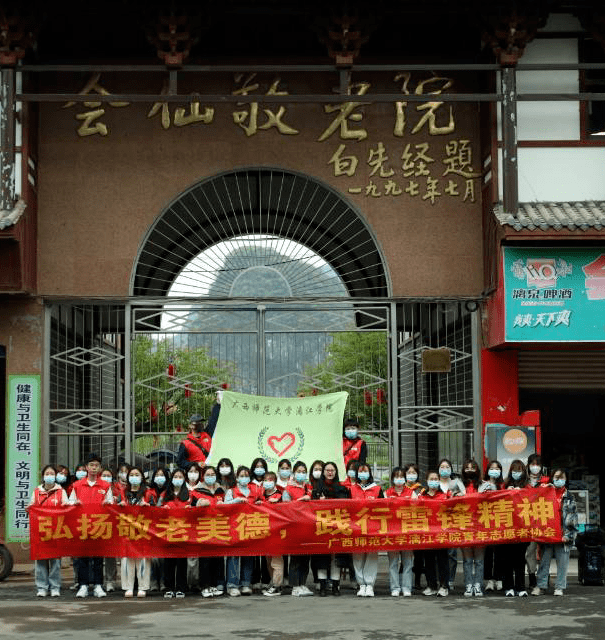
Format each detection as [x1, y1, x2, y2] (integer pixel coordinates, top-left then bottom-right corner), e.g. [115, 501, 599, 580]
[46, 300, 479, 479]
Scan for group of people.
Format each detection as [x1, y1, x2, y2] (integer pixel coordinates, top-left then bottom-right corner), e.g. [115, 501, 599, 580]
[28, 416, 577, 600]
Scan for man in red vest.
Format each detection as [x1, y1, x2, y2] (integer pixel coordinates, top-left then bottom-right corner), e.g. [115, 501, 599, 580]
[176, 414, 212, 469]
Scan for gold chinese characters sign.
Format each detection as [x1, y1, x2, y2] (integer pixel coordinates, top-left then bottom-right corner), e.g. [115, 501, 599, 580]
[29, 488, 562, 559]
[61, 72, 480, 206]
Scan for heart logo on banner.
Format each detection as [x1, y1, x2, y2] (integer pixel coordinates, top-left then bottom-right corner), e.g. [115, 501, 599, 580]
[267, 432, 296, 457]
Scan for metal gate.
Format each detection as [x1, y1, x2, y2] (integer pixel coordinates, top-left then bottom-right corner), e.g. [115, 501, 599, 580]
[45, 300, 480, 479]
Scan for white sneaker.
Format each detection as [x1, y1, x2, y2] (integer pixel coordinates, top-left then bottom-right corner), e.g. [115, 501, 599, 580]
[164, 591, 174, 598]
[50, 589, 60, 598]
[105, 582, 115, 593]
[291, 586, 301, 596]
[357, 585, 367, 597]
[505, 589, 515, 597]
[299, 585, 314, 596]
[531, 587, 541, 596]
[366, 585, 374, 597]
[263, 585, 281, 597]
[228, 587, 241, 597]
[485, 579, 495, 592]
[474, 583, 483, 597]
[437, 587, 448, 597]
[391, 589, 401, 597]
[554, 588, 564, 596]
[241, 586, 253, 595]
[124, 590, 134, 598]
[201, 588, 213, 598]
[211, 587, 222, 596]
[137, 590, 146, 598]
[93, 585, 107, 598]
[464, 584, 474, 597]
[423, 587, 437, 596]
[518, 590, 528, 597]
[496, 581, 503, 591]
[36, 589, 48, 597]
[175, 591, 185, 598]
[76, 585, 88, 598]
[402, 590, 412, 597]
[215, 585, 225, 594]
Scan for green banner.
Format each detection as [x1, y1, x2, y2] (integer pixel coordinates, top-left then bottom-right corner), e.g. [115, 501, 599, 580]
[207, 390, 349, 475]
[6, 375, 40, 543]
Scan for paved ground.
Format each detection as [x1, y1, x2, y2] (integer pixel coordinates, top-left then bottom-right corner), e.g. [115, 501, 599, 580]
[0, 557, 603, 639]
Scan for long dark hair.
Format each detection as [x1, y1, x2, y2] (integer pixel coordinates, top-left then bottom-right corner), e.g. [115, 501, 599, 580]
[151, 467, 170, 499]
[505, 459, 527, 489]
[461, 459, 481, 490]
[164, 469, 190, 503]
[217, 457, 236, 489]
[126, 466, 148, 503]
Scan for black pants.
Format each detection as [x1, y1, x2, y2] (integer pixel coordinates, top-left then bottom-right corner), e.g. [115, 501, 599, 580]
[484, 545, 504, 582]
[423, 549, 449, 590]
[502, 543, 529, 592]
[77, 557, 103, 586]
[251, 556, 271, 585]
[164, 557, 187, 592]
[289, 555, 310, 587]
[199, 556, 223, 589]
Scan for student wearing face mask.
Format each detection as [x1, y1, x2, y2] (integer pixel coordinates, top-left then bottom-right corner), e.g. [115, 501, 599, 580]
[385, 466, 419, 597]
[149, 467, 169, 593]
[502, 459, 529, 596]
[308, 459, 325, 589]
[533, 468, 577, 596]
[69, 463, 88, 591]
[283, 461, 313, 596]
[480, 460, 505, 592]
[525, 453, 547, 589]
[350, 464, 383, 597]
[27, 465, 69, 597]
[342, 459, 359, 489]
[183, 462, 203, 592]
[115, 463, 131, 505]
[460, 459, 485, 597]
[223, 466, 258, 596]
[158, 469, 190, 598]
[438, 458, 465, 590]
[99, 467, 118, 593]
[276, 459, 292, 489]
[176, 414, 212, 470]
[249, 457, 271, 591]
[419, 471, 450, 597]
[261, 472, 285, 596]
[117, 466, 153, 598]
[342, 418, 367, 467]
[216, 457, 236, 491]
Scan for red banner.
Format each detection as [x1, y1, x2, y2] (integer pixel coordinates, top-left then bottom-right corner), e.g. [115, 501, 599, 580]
[29, 488, 563, 560]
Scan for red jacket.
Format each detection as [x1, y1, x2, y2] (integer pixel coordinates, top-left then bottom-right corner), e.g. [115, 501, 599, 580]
[30, 485, 67, 508]
[350, 483, 383, 500]
[179, 432, 212, 465]
[70, 477, 112, 505]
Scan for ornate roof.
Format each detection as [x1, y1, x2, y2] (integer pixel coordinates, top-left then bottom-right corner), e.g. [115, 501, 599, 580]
[494, 201, 605, 231]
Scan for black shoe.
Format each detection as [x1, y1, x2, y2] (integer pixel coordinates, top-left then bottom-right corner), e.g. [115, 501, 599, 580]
[332, 580, 341, 596]
[319, 580, 327, 597]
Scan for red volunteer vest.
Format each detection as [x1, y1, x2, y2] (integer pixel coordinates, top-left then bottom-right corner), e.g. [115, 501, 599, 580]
[181, 432, 212, 464]
[350, 483, 382, 500]
[32, 486, 65, 508]
[71, 477, 111, 505]
[343, 437, 365, 466]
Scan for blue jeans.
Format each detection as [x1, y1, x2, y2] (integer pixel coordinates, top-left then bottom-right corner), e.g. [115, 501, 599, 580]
[227, 557, 254, 588]
[537, 544, 570, 590]
[462, 547, 485, 586]
[35, 559, 62, 591]
[387, 551, 413, 592]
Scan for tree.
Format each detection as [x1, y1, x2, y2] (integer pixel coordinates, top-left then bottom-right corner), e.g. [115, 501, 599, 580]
[133, 336, 233, 432]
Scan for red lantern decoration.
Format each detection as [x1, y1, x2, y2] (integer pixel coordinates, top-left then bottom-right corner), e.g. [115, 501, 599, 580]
[312, 388, 318, 396]
[149, 402, 158, 421]
[221, 382, 230, 390]
[166, 363, 176, 379]
[376, 389, 386, 405]
[184, 384, 193, 398]
[363, 390, 373, 406]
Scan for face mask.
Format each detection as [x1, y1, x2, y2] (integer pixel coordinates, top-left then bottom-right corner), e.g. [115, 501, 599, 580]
[101, 475, 113, 483]
[439, 467, 451, 478]
[205, 476, 217, 485]
[279, 469, 291, 479]
[358, 471, 370, 482]
[76, 470, 87, 480]
[554, 478, 566, 488]
[406, 473, 418, 483]
[393, 477, 406, 486]
[488, 469, 501, 479]
[119, 472, 128, 481]
[155, 476, 166, 487]
[294, 472, 307, 483]
[263, 481, 275, 491]
[428, 480, 440, 490]
[56, 473, 67, 484]
[254, 467, 265, 477]
[511, 471, 523, 481]
[129, 475, 142, 486]
[344, 429, 358, 440]
[312, 469, 322, 480]
[188, 472, 199, 483]
[219, 466, 231, 476]
[172, 477, 184, 488]
[238, 476, 250, 486]
[347, 469, 357, 478]
[43, 474, 56, 485]
[529, 465, 541, 475]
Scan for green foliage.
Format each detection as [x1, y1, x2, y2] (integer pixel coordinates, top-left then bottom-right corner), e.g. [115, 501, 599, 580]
[297, 331, 389, 431]
[133, 335, 233, 431]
